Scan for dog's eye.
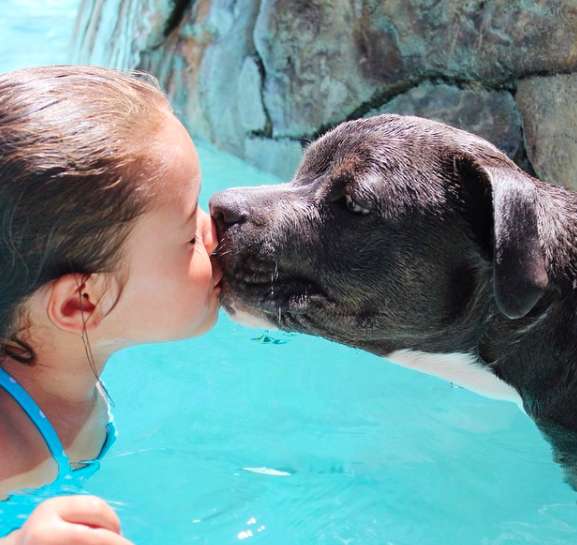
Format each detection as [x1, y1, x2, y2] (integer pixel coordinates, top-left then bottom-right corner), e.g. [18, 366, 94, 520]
[345, 194, 370, 215]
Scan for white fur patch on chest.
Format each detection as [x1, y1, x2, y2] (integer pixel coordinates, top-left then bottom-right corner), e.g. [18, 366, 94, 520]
[228, 303, 277, 329]
[386, 349, 523, 407]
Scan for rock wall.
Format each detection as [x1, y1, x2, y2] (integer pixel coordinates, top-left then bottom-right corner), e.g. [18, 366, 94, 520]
[74, 0, 577, 187]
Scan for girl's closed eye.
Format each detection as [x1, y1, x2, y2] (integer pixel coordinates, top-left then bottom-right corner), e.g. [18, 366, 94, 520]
[188, 222, 199, 246]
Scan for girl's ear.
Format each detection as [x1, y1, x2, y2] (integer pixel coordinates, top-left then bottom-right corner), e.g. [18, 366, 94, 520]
[47, 273, 120, 333]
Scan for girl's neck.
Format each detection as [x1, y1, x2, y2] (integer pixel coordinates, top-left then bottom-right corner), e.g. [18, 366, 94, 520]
[0, 334, 112, 450]
[3, 351, 104, 405]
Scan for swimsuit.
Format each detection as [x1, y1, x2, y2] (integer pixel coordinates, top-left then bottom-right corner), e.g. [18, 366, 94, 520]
[0, 366, 116, 486]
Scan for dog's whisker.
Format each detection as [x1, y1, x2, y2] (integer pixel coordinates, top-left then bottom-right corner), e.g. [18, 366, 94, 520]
[214, 249, 232, 258]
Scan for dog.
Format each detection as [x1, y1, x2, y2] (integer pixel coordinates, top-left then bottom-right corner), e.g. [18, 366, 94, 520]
[209, 114, 577, 489]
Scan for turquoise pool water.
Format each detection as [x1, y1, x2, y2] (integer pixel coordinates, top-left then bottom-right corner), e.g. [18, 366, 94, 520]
[2, 4, 577, 544]
[0, 0, 79, 72]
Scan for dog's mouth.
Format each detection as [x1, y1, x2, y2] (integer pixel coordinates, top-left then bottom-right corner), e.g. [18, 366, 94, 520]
[217, 257, 327, 326]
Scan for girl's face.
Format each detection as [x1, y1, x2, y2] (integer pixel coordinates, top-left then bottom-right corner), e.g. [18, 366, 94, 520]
[104, 112, 221, 344]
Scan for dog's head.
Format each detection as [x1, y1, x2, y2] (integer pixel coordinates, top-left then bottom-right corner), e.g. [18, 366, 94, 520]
[210, 115, 549, 355]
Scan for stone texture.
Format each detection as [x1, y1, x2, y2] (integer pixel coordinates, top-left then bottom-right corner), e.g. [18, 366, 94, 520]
[254, 0, 374, 138]
[74, 0, 176, 68]
[517, 74, 577, 189]
[238, 57, 268, 134]
[244, 137, 304, 181]
[359, 0, 577, 82]
[254, 0, 577, 138]
[73, 0, 577, 180]
[368, 82, 523, 160]
[193, 0, 264, 155]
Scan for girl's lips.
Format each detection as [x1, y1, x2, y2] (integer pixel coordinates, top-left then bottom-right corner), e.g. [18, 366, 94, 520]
[210, 254, 224, 288]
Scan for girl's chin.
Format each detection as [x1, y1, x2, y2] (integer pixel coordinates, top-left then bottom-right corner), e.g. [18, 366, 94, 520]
[190, 305, 221, 337]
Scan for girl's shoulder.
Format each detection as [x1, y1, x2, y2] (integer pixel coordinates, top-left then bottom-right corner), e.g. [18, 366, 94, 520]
[0, 398, 58, 498]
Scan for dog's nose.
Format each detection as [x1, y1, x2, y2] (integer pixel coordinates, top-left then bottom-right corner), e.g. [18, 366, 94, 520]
[209, 192, 249, 233]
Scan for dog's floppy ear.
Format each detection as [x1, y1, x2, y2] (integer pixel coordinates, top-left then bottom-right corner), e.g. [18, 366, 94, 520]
[456, 155, 549, 319]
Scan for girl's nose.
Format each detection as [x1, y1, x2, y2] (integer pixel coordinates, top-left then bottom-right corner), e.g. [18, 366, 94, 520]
[198, 208, 218, 255]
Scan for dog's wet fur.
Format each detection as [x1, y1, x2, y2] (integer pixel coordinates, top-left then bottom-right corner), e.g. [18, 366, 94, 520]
[210, 114, 577, 489]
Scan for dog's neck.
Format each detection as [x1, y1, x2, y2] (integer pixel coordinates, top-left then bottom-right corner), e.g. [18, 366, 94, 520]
[359, 182, 577, 418]
[369, 184, 577, 489]
[478, 182, 577, 423]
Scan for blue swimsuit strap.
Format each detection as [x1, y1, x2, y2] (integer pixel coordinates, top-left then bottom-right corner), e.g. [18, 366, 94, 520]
[0, 367, 72, 477]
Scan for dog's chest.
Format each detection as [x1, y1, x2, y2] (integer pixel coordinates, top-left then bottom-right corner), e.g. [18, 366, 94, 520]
[386, 349, 523, 407]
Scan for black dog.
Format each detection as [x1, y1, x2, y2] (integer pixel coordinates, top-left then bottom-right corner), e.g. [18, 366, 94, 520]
[210, 114, 577, 489]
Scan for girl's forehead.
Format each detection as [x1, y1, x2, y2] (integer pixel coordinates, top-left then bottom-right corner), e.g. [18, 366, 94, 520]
[154, 113, 198, 165]
[146, 113, 201, 199]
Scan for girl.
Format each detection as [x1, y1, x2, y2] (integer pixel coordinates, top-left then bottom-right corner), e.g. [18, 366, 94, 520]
[0, 65, 221, 543]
